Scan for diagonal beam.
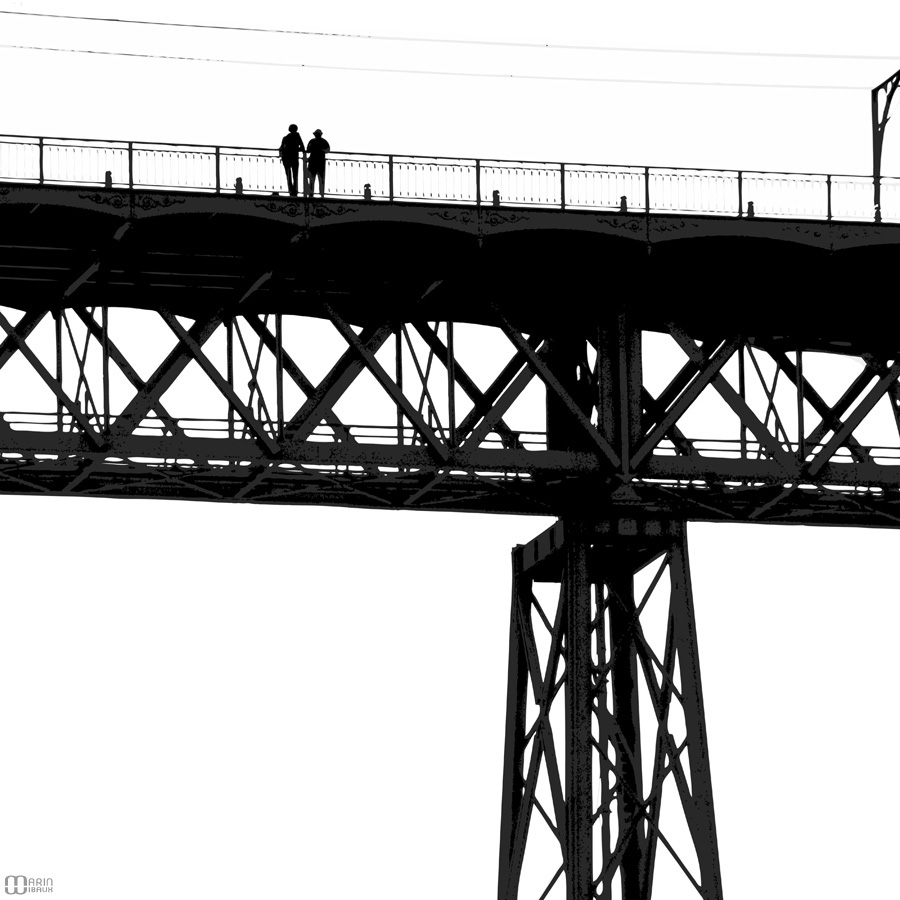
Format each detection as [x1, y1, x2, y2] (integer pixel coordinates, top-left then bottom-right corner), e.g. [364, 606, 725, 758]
[668, 326, 797, 473]
[321, 304, 448, 462]
[456, 337, 543, 445]
[631, 339, 740, 470]
[0, 309, 48, 373]
[284, 322, 394, 441]
[804, 363, 876, 449]
[160, 311, 280, 456]
[806, 360, 900, 478]
[462, 366, 536, 450]
[641, 387, 696, 456]
[0, 309, 105, 451]
[63, 258, 280, 481]
[640, 339, 725, 433]
[668, 541, 724, 898]
[493, 306, 621, 467]
[70, 307, 183, 437]
[110, 311, 224, 438]
[413, 322, 523, 449]
[400, 324, 445, 432]
[745, 344, 791, 449]
[62, 309, 101, 424]
[766, 347, 867, 463]
[862, 353, 900, 444]
[242, 313, 354, 441]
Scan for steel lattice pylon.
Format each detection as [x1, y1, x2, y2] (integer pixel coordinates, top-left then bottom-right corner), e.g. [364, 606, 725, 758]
[499, 519, 721, 900]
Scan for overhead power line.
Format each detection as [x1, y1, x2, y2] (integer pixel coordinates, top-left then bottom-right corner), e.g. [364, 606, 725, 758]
[0, 43, 869, 90]
[0, 8, 897, 63]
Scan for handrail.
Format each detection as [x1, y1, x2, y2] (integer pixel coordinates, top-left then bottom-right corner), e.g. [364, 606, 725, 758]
[0, 132, 897, 223]
[0, 131, 886, 179]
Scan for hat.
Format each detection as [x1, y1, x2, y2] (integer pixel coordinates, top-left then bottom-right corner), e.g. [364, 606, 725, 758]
[313, 129, 323, 136]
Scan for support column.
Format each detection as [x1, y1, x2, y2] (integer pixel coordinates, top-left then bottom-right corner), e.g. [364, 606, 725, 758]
[498, 519, 723, 900]
[597, 311, 642, 477]
[606, 559, 645, 898]
[498, 551, 529, 900]
[564, 523, 593, 900]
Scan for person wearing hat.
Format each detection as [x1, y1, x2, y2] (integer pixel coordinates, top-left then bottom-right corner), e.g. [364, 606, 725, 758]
[306, 129, 331, 198]
[278, 124, 305, 197]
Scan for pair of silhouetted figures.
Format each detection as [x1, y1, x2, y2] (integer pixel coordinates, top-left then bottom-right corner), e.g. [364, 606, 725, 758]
[279, 125, 331, 198]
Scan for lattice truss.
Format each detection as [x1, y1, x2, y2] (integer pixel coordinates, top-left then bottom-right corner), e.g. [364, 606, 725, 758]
[2, 285, 900, 513]
[637, 327, 900, 517]
[499, 522, 722, 900]
[0, 300, 551, 502]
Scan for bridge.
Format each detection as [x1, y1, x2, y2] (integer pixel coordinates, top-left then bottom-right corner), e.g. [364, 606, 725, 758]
[1, 131, 896, 899]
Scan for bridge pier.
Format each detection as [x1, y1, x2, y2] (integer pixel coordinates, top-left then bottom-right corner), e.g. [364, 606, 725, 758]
[499, 518, 723, 900]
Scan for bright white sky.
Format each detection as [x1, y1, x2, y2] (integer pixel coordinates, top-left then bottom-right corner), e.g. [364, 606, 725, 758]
[1, 3, 898, 899]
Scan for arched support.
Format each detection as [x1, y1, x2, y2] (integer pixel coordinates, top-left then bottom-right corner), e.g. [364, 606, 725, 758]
[499, 519, 723, 900]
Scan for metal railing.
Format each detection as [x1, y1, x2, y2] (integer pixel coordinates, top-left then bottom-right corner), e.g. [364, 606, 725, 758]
[7, 410, 900, 470]
[1, 132, 899, 223]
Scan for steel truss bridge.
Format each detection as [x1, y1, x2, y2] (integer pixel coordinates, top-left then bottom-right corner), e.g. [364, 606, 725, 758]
[2, 133, 898, 899]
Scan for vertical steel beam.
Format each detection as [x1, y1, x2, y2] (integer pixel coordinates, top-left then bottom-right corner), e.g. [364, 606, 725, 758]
[276, 313, 284, 440]
[498, 550, 529, 900]
[598, 312, 642, 474]
[226, 317, 235, 440]
[564, 522, 593, 900]
[101, 305, 110, 435]
[619, 314, 642, 477]
[395, 328, 404, 445]
[595, 571, 614, 900]
[54, 310, 63, 433]
[607, 556, 645, 898]
[447, 321, 457, 448]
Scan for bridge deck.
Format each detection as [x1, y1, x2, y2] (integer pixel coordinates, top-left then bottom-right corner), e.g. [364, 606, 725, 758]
[1, 150, 898, 527]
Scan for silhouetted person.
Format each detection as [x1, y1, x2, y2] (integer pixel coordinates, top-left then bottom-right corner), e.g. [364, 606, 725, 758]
[279, 124, 305, 197]
[306, 129, 330, 198]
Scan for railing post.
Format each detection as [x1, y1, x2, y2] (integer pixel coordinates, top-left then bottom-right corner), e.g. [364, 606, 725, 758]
[644, 166, 650, 215]
[476, 159, 481, 207]
[128, 142, 133, 190]
[215, 146, 221, 194]
[560, 163, 566, 209]
[827, 174, 832, 221]
[737, 170, 743, 217]
[38, 137, 44, 185]
[388, 155, 394, 202]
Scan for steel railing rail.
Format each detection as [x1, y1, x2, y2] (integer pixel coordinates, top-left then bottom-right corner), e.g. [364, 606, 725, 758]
[0, 132, 898, 223]
[7, 409, 900, 467]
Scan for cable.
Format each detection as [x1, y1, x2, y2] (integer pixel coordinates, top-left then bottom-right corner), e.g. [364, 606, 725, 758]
[0, 43, 869, 90]
[0, 8, 897, 63]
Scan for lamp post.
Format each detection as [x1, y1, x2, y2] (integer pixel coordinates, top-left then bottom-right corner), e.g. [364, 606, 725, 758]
[872, 69, 900, 223]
